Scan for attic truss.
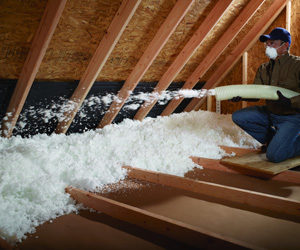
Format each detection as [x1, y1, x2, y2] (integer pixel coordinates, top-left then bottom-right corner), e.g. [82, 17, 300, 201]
[0, 0, 290, 137]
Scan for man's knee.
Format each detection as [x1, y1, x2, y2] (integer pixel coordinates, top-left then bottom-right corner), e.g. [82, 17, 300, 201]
[266, 149, 287, 163]
[232, 110, 243, 125]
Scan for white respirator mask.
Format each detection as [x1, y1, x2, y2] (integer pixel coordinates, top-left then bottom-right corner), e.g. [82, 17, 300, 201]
[265, 43, 285, 60]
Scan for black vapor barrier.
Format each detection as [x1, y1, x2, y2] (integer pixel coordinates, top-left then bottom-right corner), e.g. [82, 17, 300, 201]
[0, 79, 205, 137]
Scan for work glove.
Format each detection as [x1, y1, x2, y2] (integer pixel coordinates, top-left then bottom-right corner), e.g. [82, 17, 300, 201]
[276, 91, 291, 107]
[229, 96, 259, 102]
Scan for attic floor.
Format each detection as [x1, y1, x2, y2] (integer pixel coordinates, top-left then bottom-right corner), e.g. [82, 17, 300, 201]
[15, 174, 300, 250]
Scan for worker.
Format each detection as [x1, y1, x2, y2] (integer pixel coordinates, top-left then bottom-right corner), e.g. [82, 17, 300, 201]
[231, 27, 300, 163]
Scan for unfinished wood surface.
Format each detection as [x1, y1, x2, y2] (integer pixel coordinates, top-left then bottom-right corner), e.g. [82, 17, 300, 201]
[124, 166, 300, 221]
[190, 145, 300, 184]
[66, 186, 250, 249]
[55, 0, 141, 134]
[159, 0, 265, 116]
[97, 0, 194, 128]
[1, 0, 66, 138]
[242, 52, 248, 108]
[286, 0, 291, 32]
[0, 237, 11, 250]
[133, 0, 233, 121]
[221, 152, 300, 175]
[188, 0, 287, 112]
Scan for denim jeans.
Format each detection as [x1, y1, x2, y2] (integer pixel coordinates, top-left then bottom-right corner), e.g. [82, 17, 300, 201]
[232, 106, 300, 163]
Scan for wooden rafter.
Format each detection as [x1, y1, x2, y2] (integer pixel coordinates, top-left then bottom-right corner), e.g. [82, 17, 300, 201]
[1, 0, 67, 138]
[124, 166, 300, 220]
[186, 0, 287, 112]
[98, 0, 194, 128]
[55, 0, 141, 134]
[160, 0, 265, 117]
[242, 52, 248, 108]
[66, 186, 255, 249]
[133, 0, 233, 121]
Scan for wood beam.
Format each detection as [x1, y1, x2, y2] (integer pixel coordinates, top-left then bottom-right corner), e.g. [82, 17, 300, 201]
[98, 0, 194, 128]
[124, 166, 300, 220]
[242, 52, 248, 108]
[286, 0, 291, 32]
[66, 186, 253, 249]
[133, 0, 233, 121]
[187, 0, 287, 112]
[1, 0, 66, 138]
[160, 0, 265, 116]
[190, 157, 300, 185]
[55, 0, 141, 134]
[0, 237, 11, 250]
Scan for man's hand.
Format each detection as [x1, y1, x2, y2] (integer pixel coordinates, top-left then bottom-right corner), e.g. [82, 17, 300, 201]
[229, 96, 259, 102]
[276, 91, 291, 107]
[230, 96, 242, 102]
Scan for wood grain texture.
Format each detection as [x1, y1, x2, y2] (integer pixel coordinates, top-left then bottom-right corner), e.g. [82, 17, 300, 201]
[98, 0, 194, 128]
[133, 0, 233, 121]
[188, 0, 287, 112]
[1, 0, 67, 137]
[66, 186, 252, 249]
[160, 0, 265, 116]
[55, 0, 141, 134]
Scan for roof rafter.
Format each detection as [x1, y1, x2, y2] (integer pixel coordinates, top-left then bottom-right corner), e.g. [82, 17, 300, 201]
[1, 0, 67, 138]
[55, 0, 142, 134]
[160, 0, 265, 117]
[188, 0, 287, 112]
[133, 0, 233, 121]
[98, 0, 194, 128]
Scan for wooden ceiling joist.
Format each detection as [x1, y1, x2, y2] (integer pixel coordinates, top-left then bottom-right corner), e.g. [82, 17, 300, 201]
[1, 0, 67, 138]
[124, 166, 300, 221]
[66, 186, 255, 249]
[160, 0, 265, 117]
[55, 0, 141, 134]
[133, 0, 233, 121]
[188, 0, 287, 112]
[98, 0, 194, 128]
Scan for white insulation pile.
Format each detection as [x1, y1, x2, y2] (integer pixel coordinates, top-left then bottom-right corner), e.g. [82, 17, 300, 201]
[0, 110, 259, 243]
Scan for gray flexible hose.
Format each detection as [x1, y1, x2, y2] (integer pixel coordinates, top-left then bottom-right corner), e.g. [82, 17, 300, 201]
[214, 84, 299, 101]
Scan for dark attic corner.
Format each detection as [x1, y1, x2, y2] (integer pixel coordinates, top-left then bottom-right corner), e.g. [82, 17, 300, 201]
[0, 79, 205, 136]
[0, 0, 300, 249]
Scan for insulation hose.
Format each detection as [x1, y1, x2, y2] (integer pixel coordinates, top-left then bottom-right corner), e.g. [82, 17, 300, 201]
[214, 84, 300, 101]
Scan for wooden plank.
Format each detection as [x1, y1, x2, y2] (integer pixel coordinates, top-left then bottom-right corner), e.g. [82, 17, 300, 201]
[221, 152, 300, 175]
[190, 146, 300, 184]
[188, 0, 287, 112]
[1, 0, 67, 138]
[207, 95, 213, 111]
[286, 0, 291, 32]
[0, 237, 12, 250]
[124, 166, 300, 221]
[55, 0, 141, 134]
[66, 186, 251, 249]
[133, 0, 233, 121]
[98, 0, 194, 128]
[160, 0, 265, 116]
[242, 52, 248, 108]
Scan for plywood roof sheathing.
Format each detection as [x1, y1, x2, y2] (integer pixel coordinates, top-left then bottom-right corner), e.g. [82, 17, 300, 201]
[55, 0, 142, 134]
[189, 0, 287, 112]
[1, 0, 67, 138]
[98, 0, 194, 128]
[160, 0, 265, 116]
[133, 0, 233, 121]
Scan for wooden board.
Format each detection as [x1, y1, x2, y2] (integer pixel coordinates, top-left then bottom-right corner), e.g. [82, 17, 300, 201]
[221, 152, 300, 175]
[66, 186, 251, 249]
